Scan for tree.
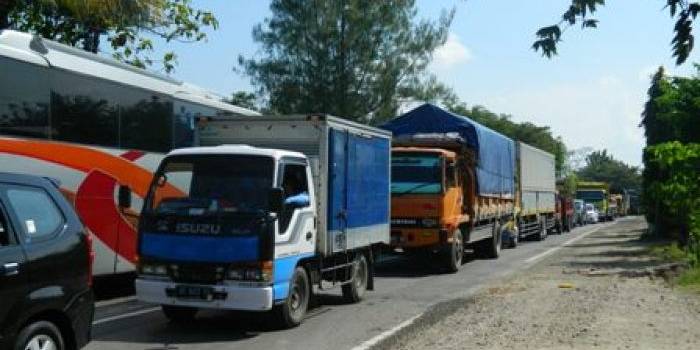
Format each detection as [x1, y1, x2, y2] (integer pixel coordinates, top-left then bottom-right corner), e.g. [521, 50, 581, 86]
[238, 0, 454, 122]
[3, 0, 218, 73]
[576, 150, 642, 193]
[534, 0, 700, 65]
[227, 91, 259, 112]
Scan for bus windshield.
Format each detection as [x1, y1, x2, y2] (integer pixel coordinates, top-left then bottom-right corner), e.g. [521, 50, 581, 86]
[577, 190, 605, 202]
[146, 155, 274, 216]
[391, 153, 442, 195]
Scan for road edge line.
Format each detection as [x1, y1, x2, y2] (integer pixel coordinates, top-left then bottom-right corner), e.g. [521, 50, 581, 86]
[350, 313, 422, 350]
[92, 306, 161, 326]
[524, 225, 604, 264]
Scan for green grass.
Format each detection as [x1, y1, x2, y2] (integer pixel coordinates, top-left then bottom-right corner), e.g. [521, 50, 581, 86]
[677, 267, 700, 292]
[648, 243, 700, 292]
[648, 243, 689, 263]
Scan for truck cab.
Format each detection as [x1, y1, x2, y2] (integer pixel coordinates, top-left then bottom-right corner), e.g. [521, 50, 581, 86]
[390, 148, 465, 253]
[135, 145, 319, 327]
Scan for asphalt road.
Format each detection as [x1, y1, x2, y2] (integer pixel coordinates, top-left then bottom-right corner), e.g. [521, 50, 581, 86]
[87, 220, 618, 350]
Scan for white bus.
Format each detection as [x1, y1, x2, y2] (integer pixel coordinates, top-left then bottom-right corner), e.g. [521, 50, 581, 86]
[0, 29, 258, 276]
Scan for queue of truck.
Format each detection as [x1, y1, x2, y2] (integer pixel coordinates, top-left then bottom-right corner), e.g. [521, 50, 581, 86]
[0, 30, 630, 349]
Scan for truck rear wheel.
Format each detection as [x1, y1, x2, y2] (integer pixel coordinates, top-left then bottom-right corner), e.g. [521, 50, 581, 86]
[162, 305, 197, 323]
[277, 267, 310, 328]
[443, 229, 464, 273]
[342, 254, 368, 303]
[535, 220, 547, 241]
[477, 222, 501, 259]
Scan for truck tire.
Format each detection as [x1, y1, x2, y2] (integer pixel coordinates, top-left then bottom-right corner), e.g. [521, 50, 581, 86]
[535, 220, 547, 241]
[277, 266, 310, 328]
[477, 222, 501, 259]
[342, 254, 369, 303]
[508, 228, 519, 248]
[443, 229, 464, 273]
[14, 321, 65, 350]
[162, 305, 198, 323]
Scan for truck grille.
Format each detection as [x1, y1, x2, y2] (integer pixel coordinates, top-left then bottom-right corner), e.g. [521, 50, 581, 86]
[170, 265, 223, 284]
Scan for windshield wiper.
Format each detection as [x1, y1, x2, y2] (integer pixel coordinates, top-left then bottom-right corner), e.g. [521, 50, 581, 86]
[393, 182, 436, 196]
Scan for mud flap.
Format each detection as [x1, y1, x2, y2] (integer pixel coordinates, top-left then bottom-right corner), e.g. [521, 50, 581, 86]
[367, 249, 375, 291]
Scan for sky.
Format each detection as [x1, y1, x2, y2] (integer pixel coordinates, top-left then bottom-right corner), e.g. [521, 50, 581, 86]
[144, 0, 700, 167]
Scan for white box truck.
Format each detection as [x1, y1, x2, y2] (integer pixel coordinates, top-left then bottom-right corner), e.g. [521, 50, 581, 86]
[135, 115, 391, 327]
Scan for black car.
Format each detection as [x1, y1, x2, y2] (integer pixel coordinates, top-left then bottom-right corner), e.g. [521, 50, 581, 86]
[0, 173, 94, 350]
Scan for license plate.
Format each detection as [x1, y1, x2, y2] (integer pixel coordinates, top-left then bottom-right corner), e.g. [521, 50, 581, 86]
[174, 285, 214, 300]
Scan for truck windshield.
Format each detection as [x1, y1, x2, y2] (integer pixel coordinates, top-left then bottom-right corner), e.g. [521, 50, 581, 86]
[577, 190, 605, 202]
[145, 155, 274, 216]
[391, 153, 442, 195]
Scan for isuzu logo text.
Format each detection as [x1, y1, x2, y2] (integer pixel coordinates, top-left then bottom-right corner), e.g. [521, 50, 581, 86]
[175, 223, 222, 235]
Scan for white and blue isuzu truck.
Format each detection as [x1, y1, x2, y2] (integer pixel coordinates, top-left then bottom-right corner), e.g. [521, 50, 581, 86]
[135, 115, 391, 327]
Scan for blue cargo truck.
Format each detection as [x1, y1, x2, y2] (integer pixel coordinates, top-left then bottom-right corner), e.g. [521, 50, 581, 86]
[135, 115, 391, 327]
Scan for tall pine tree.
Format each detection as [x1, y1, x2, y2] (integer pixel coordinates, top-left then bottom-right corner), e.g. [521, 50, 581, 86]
[238, 0, 454, 122]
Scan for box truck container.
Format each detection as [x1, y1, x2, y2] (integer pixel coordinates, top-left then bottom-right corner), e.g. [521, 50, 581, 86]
[382, 104, 516, 271]
[135, 115, 391, 328]
[516, 142, 556, 241]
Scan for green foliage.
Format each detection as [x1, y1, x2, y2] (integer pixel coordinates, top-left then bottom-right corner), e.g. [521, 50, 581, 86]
[227, 91, 259, 112]
[238, 0, 454, 122]
[558, 173, 579, 197]
[645, 142, 700, 258]
[576, 150, 641, 193]
[534, 0, 699, 65]
[443, 100, 568, 176]
[3, 0, 218, 73]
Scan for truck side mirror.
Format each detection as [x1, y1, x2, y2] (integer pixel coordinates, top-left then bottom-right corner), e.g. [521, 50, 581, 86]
[268, 187, 285, 214]
[118, 185, 132, 208]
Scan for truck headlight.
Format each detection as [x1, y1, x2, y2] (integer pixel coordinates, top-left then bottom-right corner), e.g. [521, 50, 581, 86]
[140, 263, 168, 276]
[422, 218, 438, 228]
[227, 268, 244, 280]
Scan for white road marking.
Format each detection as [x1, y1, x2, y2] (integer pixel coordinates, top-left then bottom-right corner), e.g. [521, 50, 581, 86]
[524, 226, 604, 264]
[350, 313, 422, 350]
[92, 307, 161, 326]
[95, 296, 136, 308]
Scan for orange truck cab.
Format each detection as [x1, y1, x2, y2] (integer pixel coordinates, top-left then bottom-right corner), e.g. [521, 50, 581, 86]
[390, 147, 463, 250]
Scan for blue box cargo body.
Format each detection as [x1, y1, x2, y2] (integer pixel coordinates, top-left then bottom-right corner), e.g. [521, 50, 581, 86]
[381, 103, 515, 198]
[198, 115, 392, 256]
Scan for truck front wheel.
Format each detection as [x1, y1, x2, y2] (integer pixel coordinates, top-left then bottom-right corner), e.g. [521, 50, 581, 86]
[162, 305, 197, 323]
[443, 229, 464, 273]
[342, 254, 369, 303]
[277, 267, 310, 328]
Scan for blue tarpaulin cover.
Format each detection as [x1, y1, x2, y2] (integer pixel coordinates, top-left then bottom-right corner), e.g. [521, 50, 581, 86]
[381, 103, 515, 197]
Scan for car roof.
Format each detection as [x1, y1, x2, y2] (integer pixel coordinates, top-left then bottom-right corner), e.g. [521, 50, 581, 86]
[0, 172, 54, 187]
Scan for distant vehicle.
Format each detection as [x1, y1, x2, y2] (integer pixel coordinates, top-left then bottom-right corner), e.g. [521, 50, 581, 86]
[573, 199, 586, 226]
[516, 142, 557, 241]
[0, 29, 258, 277]
[135, 116, 391, 328]
[585, 203, 599, 224]
[577, 182, 612, 221]
[0, 172, 94, 350]
[555, 194, 574, 233]
[382, 104, 514, 271]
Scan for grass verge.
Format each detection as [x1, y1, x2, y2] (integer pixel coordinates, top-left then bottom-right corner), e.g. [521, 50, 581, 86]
[648, 243, 700, 292]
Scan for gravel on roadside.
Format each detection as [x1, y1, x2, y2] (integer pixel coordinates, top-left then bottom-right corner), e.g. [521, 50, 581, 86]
[375, 217, 700, 350]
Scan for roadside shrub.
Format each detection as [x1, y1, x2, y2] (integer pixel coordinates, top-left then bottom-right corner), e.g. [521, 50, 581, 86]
[644, 142, 700, 264]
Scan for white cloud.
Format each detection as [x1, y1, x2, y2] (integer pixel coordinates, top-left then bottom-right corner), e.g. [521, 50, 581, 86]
[432, 33, 472, 69]
[478, 76, 646, 167]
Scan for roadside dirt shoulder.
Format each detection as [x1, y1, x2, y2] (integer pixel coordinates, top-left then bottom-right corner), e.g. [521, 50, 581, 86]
[377, 217, 700, 350]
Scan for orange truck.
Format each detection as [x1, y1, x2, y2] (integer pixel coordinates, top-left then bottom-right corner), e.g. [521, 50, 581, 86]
[382, 104, 516, 272]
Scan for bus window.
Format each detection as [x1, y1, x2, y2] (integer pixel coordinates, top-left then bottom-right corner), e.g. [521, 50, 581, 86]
[120, 91, 173, 152]
[173, 101, 217, 148]
[0, 57, 50, 139]
[50, 70, 119, 147]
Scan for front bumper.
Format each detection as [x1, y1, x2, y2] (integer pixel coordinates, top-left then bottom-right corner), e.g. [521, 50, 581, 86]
[135, 278, 273, 311]
[391, 228, 443, 248]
